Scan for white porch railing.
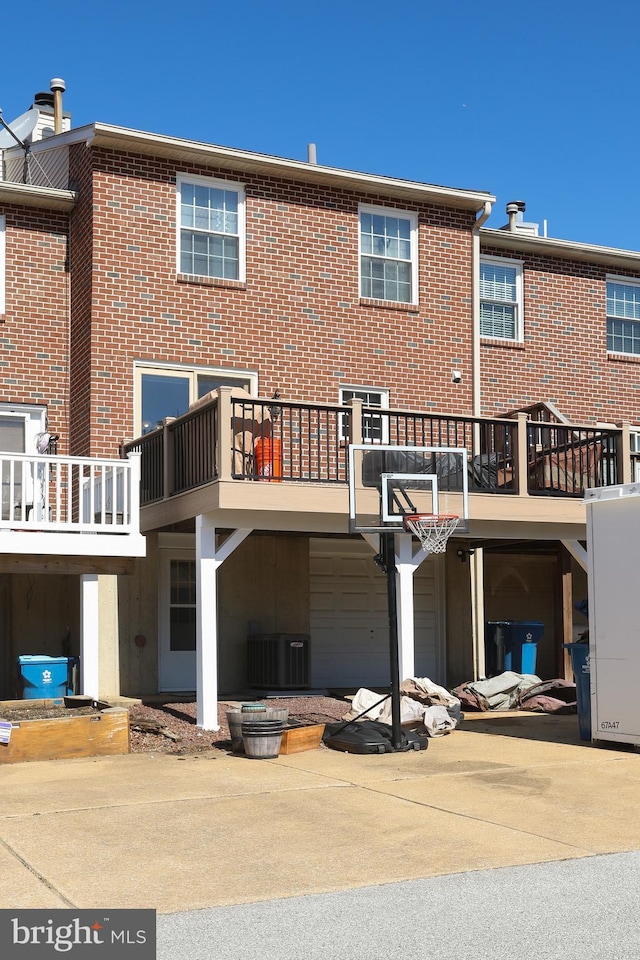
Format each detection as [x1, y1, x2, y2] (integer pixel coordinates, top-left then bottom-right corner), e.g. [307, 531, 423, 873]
[0, 451, 141, 534]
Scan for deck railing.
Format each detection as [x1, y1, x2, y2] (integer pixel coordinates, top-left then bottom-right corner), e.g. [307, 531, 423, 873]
[121, 391, 632, 507]
[0, 452, 141, 533]
[526, 422, 620, 496]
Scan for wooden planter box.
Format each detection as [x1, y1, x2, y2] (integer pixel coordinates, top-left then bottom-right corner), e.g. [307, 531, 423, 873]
[279, 722, 325, 755]
[0, 699, 130, 764]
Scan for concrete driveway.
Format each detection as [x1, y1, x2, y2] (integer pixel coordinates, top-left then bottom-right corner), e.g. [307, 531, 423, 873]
[1, 712, 639, 914]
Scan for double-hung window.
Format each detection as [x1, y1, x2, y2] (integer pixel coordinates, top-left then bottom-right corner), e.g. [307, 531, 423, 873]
[359, 205, 418, 305]
[177, 174, 245, 281]
[340, 386, 389, 443]
[480, 257, 523, 340]
[606, 278, 640, 355]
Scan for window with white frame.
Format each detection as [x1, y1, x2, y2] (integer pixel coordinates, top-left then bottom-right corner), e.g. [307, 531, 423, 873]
[480, 257, 523, 340]
[135, 364, 256, 435]
[0, 215, 5, 314]
[340, 386, 389, 442]
[177, 174, 245, 280]
[359, 205, 418, 304]
[630, 430, 640, 481]
[606, 277, 640, 355]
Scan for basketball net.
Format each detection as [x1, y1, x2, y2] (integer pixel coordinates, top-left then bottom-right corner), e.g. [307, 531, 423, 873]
[403, 514, 459, 554]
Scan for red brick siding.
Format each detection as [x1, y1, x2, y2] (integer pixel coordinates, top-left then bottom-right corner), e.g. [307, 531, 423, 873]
[68, 142, 95, 456]
[80, 147, 477, 456]
[480, 245, 640, 424]
[0, 203, 69, 450]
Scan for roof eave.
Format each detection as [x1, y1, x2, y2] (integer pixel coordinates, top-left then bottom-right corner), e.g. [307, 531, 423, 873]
[44, 122, 494, 211]
[481, 227, 640, 270]
[0, 179, 76, 211]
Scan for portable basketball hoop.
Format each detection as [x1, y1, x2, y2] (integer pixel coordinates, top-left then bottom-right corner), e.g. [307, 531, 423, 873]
[404, 514, 459, 554]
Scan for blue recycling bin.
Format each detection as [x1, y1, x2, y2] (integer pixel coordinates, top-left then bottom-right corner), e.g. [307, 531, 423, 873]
[17, 655, 79, 700]
[504, 621, 544, 675]
[563, 642, 591, 741]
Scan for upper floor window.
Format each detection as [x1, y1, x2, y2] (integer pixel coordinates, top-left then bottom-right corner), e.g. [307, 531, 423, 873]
[480, 257, 523, 340]
[136, 363, 256, 435]
[0, 215, 5, 314]
[359, 205, 418, 305]
[177, 175, 245, 281]
[607, 278, 640, 355]
[340, 386, 389, 442]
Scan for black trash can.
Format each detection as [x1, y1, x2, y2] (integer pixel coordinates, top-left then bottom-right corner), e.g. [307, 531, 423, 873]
[485, 621, 508, 677]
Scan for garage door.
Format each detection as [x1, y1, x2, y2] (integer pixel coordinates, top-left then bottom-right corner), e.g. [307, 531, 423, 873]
[310, 538, 443, 689]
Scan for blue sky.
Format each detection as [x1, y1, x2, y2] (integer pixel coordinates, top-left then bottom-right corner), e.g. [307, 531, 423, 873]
[1, 0, 638, 249]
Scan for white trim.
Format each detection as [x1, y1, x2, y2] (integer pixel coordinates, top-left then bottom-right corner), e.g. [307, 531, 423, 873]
[176, 172, 246, 282]
[158, 547, 197, 692]
[605, 274, 640, 357]
[339, 384, 389, 443]
[479, 254, 524, 342]
[42, 122, 493, 212]
[0, 215, 5, 315]
[358, 203, 419, 306]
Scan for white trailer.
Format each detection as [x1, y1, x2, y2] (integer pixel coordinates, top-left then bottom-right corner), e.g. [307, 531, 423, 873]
[585, 482, 640, 746]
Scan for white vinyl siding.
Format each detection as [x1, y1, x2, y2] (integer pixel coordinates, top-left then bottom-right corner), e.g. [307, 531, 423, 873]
[177, 174, 245, 281]
[480, 257, 523, 340]
[359, 205, 418, 305]
[607, 278, 640, 355]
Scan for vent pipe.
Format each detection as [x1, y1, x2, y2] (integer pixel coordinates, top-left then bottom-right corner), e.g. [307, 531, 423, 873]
[505, 200, 526, 232]
[50, 78, 66, 135]
[307, 143, 317, 164]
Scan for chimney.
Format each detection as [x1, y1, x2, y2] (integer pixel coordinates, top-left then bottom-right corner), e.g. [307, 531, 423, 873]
[307, 143, 317, 164]
[50, 78, 66, 135]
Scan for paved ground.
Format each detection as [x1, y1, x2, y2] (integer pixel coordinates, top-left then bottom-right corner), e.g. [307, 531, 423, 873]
[2, 712, 639, 954]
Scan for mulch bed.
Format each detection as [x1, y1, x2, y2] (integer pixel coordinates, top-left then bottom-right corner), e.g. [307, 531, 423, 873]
[128, 695, 351, 755]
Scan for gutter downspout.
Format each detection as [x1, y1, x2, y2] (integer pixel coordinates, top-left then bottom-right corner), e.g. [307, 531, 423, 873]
[470, 200, 493, 681]
[472, 200, 493, 418]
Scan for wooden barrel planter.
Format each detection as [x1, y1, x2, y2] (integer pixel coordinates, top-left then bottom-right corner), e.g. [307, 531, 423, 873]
[241, 718, 285, 759]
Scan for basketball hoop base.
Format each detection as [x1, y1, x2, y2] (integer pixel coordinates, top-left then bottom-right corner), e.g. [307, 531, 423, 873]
[404, 514, 459, 554]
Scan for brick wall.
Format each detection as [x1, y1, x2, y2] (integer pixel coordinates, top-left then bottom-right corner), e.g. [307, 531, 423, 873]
[0, 203, 70, 450]
[481, 245, 640, 425]
[80, 147, 477, 456]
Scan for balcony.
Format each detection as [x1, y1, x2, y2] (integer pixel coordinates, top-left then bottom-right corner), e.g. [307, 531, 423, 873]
[0, 451, 146, 557]
[122, 388, 633, 540]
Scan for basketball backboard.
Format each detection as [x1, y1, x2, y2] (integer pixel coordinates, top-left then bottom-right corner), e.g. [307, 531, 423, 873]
[348, 444, 469, 534]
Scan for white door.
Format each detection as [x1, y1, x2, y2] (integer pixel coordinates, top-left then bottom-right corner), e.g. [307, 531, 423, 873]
[310, 538, 443, 688]
[158, 549, 197, 691]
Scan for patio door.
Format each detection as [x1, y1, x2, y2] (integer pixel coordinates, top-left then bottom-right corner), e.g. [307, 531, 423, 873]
[158, 548, 197, 691]
[0, 405, 46, 520]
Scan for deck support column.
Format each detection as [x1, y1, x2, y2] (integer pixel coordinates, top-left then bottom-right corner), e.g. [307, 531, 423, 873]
[196, 517, 252, 730]
[80, 573, 100, 699]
